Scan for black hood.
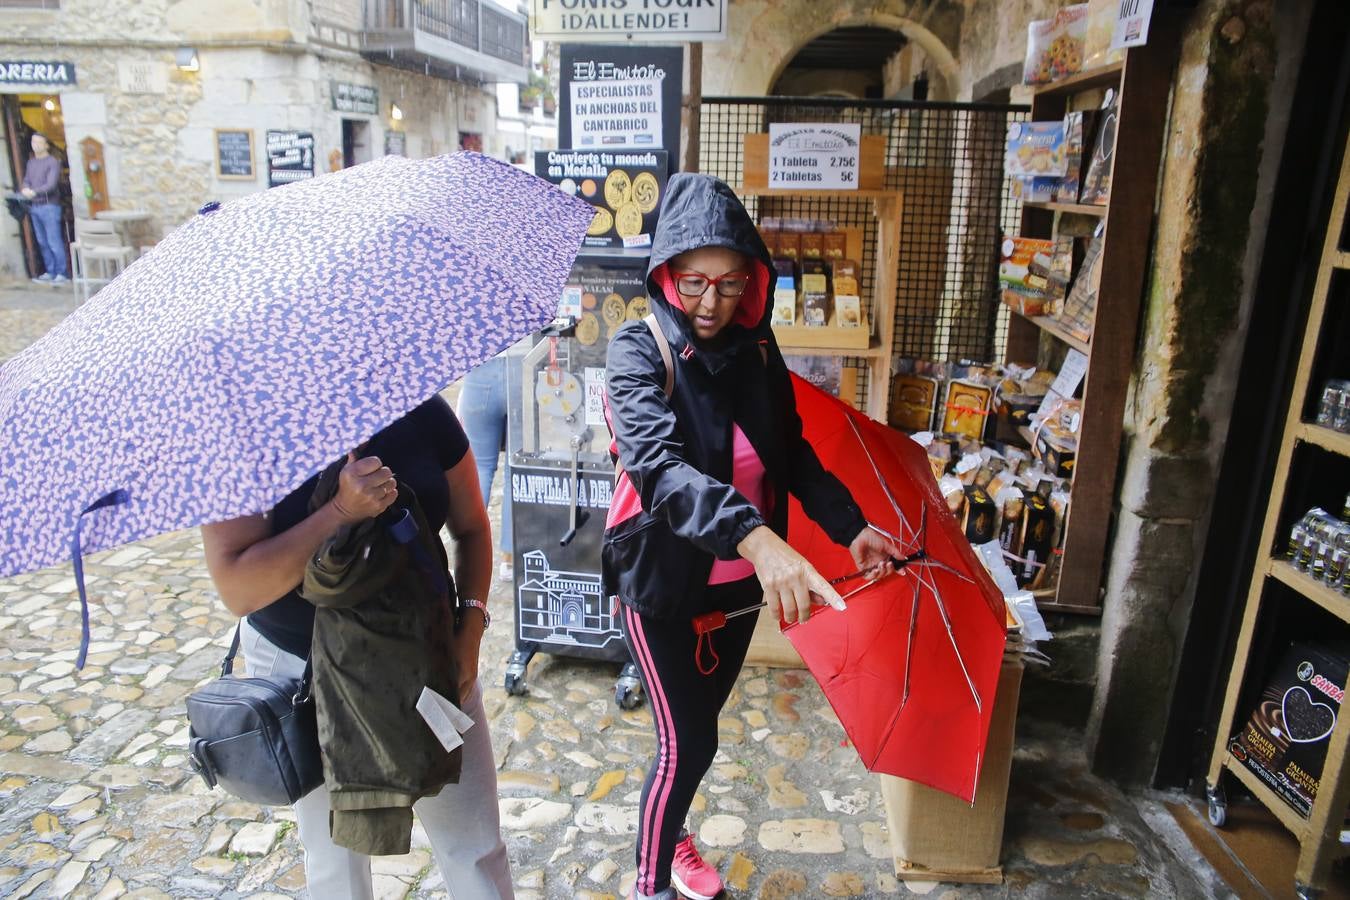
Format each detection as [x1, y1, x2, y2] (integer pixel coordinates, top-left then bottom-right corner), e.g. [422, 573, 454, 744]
[645, 174, 773, 359]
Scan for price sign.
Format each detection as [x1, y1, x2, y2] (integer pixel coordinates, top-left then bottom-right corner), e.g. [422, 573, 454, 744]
[767, 123, 862, 191]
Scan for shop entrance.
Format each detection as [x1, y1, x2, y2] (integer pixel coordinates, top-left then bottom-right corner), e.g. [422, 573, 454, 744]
[341, 118, 371, 168]
[2, 92, 71, 279]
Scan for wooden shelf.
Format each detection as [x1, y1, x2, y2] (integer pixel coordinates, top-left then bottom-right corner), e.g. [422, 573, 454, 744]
[1298, 422, 1350, 458]
[1223, 754, 1309, 837]
[775, 337, 885, 358]
[731, 186, 901, 200]
[1268, 559, 1350, 622]
[1032, 61, 1125, 98]
[1011, 308, 1092, 354]
[1023, 200, 1108, 218]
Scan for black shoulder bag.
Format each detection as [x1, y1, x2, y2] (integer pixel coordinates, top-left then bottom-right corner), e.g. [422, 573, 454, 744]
[185, 626, 322, 806]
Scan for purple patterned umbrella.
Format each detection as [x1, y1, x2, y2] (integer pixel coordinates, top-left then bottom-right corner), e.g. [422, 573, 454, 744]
[0, 152, 592, 662]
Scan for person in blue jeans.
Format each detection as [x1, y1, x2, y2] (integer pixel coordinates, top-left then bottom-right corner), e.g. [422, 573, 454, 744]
[21, 133, 68, 285]
[459, 354, 514, 582]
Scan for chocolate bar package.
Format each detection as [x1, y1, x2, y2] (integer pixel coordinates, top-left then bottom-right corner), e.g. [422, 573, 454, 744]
[800, 232, 824, 260]
[831, 258, 860, 296]
[823, 232, 848, 260]
[771, 279, 797, 327]
[835, 294, 862, 328]
[778, 232, 801, 261]
[1230, 642, 1350, 818]
[802, 289, 831, 327]
[760, 229, 780, 257]
[890, 374, 939, 432]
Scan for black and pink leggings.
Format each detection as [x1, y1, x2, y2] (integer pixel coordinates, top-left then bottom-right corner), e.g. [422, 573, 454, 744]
[620, 577, 761, 896]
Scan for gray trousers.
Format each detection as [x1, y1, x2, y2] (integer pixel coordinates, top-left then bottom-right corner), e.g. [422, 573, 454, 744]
[240, 618, 514, 900]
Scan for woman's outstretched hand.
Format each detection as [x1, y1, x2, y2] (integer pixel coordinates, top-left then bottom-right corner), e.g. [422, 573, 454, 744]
[737, 525, 843, 624]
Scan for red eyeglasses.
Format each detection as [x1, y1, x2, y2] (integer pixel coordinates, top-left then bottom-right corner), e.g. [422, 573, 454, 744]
[671, 270, 751, 299]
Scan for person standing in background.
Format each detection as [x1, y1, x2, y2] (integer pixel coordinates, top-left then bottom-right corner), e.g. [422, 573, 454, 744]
[21, 133, 68, 285]
[459, 354, 515, 583]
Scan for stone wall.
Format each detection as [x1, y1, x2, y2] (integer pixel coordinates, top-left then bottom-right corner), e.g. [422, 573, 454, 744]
[0, 0, 496, 255]
[1086, 0, 1306, 784]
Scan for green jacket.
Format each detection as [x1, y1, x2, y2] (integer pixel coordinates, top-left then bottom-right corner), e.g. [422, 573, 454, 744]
[302, 462, 462, 856]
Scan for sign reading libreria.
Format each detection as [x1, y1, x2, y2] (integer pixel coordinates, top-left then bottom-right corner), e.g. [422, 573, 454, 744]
[0, 61, 76, 87]
[767, 123, 862, 190]
[531, 0, 726, 42]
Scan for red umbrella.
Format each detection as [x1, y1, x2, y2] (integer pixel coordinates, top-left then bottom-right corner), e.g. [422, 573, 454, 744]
[781, 375, 1006, 801]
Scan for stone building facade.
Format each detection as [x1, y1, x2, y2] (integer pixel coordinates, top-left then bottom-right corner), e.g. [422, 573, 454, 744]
[0, 0, 519, 278]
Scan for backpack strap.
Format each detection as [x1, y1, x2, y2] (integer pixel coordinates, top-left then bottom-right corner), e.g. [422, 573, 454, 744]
[612, 315, 674, 483]
[643, 313, 674, 399]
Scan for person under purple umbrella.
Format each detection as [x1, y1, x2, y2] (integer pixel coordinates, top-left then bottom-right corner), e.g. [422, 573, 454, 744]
[202, 395, 510, 898]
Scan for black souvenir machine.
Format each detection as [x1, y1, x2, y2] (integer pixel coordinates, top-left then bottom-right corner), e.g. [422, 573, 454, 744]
[501, 150, 668, 708]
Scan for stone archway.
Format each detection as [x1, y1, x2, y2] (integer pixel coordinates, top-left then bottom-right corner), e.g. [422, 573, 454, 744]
[701, 0, 963, 101]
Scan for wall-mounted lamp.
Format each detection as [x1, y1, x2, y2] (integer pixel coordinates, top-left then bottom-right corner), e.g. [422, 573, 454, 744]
[390, 103, 404, 121]
[175, 47, 200, 72]
[43, 98, 56, 111]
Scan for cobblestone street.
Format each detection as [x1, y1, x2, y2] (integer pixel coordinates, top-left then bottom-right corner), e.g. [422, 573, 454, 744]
[0, 282, 1229, 899]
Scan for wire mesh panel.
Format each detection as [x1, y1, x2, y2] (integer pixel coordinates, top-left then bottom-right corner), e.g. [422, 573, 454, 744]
[700, 97, 1029, 381]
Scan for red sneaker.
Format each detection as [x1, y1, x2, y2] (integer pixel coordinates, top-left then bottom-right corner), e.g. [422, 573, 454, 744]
[671, 834, 723, 900]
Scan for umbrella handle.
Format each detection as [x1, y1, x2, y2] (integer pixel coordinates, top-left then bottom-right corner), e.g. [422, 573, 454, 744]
[692, 611, 727, 635]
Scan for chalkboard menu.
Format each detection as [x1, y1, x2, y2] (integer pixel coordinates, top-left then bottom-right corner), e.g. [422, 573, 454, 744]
[266, 130, 315, 188]
[214, 129, 254, 180]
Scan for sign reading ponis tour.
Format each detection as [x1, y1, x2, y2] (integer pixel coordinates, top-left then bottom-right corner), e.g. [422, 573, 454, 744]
[531, 0, 725, 42]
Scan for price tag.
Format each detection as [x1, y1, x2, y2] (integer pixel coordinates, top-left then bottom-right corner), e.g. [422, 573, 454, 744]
[768, 123, 862, 191]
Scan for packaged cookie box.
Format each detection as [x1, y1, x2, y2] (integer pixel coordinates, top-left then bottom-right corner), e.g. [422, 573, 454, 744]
[1005, 121, 1068, 178]
[1022, 4, 1088, 86]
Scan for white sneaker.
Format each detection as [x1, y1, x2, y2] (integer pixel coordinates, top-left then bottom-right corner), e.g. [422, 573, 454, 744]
[32, 273, 53, 283]
[50, 274, 68, 285]
[497, 561, 514, 583]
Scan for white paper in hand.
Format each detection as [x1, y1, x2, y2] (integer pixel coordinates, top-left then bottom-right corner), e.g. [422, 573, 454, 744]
[416, 686, 475, 754]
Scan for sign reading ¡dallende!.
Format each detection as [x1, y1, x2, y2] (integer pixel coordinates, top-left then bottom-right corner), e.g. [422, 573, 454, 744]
[767, 123, 862, 190]
[0, 61, 76, 87]
[530, 0, 726, 42]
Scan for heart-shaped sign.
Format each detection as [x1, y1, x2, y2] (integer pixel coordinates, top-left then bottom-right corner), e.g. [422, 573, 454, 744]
[1281, 686, 1337, 744]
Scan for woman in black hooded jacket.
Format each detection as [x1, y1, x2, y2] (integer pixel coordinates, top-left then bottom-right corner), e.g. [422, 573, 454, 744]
[604, 174, 894, 900]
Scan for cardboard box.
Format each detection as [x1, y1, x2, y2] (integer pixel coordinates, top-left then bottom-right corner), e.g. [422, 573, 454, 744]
[882, 659, 1023, 883]
[1080, 98, 1118, 206]
[998, 237, 1056, 317]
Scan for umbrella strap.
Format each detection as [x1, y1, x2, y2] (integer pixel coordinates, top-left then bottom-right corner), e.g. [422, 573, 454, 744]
[70, 489, 130, 669]
[695, 629, 720, 676]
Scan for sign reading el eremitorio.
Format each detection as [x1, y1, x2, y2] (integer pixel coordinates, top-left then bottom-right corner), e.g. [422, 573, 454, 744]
[767, 123, 862, 190]
[530, 0, 726, 42]
[560, 45, 682, 162]
[0, 61, 76, 88]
